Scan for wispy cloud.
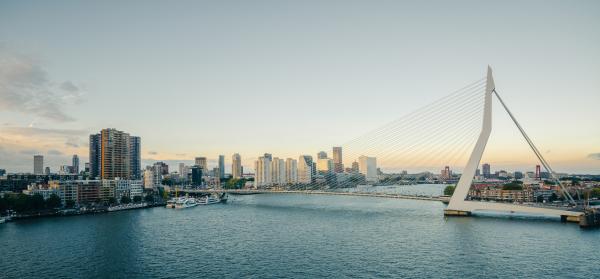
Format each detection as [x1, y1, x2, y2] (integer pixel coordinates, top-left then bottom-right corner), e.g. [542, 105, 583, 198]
[48, 149, 63, 155]
[148, 151, 158, 155]
[19, 149, 41, 155]
[587, 153, 600, 160]
[1, 126, 87, 137]
[0, 47, 84, 122]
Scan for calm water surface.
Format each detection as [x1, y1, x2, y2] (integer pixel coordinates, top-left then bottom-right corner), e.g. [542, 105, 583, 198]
[1, 190, 599, 278]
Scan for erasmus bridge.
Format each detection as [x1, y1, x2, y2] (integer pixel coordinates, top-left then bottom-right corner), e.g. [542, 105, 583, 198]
[178, 67, 584, 222]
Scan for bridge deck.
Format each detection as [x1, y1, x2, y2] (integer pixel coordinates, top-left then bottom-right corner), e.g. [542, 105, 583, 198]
[174, 189, 449, 202]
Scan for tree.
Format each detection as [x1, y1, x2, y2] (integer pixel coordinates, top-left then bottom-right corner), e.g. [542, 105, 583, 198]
[144, 194, 154, 203]
[108, 197, 117, 205]
[133, 196, 142, 203]
[591, 188, 600, 199]
[65, 199, 76, 208]
[14, 194, 32, 213]
[444, 185, 456, 196]
[31, 194, 45, 211]
[120, 196, 131, 204]
[0, 196, 9, 214]
[46, 194, 62, 209]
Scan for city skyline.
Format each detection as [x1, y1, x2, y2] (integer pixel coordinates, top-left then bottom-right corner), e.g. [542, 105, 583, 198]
[1, 1, 599, 174]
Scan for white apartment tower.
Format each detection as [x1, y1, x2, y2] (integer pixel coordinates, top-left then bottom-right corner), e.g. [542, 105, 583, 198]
[270, 158, 286, 185]
[358, 155, 378, 183]
[285, 158, 298, 184]
[298, 155, 313, 184]
[254, 155, 272, 187]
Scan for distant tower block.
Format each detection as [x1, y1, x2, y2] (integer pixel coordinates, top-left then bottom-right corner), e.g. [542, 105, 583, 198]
[535, 165, 541, 180]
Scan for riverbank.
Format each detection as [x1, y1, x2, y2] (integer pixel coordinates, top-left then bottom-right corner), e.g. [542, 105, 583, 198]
[1, 202, 166, 223]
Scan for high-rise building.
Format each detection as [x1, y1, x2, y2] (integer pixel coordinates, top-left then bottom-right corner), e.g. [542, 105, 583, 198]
[285, 158, 298, 184]
[441, 166, 452, 180]
[332, 146, 343, 173]
[143, 169, 154, 189]
[100, 129, 131, 179]
[154, 162, 169, 175]
[89, 133, 101, 178]
[358, 156, 377, 182]
[190, 165, 203, 186]
[298, 155, 313, 184]
[33, 155, 44, 175]
[44, 167, 50, 175]
[232, 153, 242, 179]
[218, 155, 225, 179]
[270, 158, 286, 185]
[317, 158, 334, 173]
[254, 155, 272, 187]
[129, 136, 141, 179]
[72, 155, 80, 174]
[195, 157, 207, 171]
[482, 163, 491, 178]
[317, 151, 327, 159]
[89, 129, 140, 180]
[351, 161, 359, 173]
[179, 163, 189, 179]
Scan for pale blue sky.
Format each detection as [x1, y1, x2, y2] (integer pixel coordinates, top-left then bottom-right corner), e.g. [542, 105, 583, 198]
[0, 0, 599, 173]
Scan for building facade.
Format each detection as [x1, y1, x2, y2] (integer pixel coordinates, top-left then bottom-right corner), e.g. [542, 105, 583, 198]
[332, 146, 343, 173]
[298, 155, 313, 184]
[130, 136, 141, 179]
[232, 153, 242, 179]
[285, 158, 298, 184]
[218, 155, 225, 179]
[195, 157, 207, 171]
[34, 155, 44, 175]
[89, 129, 141, 180]
[358, 156, 377, 183]
[254, 155, 272, 187]
[72, 155, 80, 174]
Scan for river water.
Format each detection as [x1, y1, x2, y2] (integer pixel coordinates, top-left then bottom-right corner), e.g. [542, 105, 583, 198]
[1, 187, 599, 278]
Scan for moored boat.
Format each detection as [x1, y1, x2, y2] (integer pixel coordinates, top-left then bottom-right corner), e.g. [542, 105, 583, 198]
[198, 195, 220, 205]
[174, 197, 198, 209]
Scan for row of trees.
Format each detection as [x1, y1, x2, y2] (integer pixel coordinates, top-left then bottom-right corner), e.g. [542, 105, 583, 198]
[223, 178, 248, 189]
[0, 193, 156, 215]
[0, 193, 62, 214]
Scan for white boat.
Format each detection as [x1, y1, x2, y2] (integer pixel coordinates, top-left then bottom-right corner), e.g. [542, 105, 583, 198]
[108, 203, 147, 212]
[198, 195, 220, 205]
[174, 197, 198, 209]
[0, 217, 6, 224]
[166, 197, 178, 209]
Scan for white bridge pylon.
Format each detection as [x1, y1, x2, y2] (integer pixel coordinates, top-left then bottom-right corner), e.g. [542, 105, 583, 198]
[444, 66, 582, 220]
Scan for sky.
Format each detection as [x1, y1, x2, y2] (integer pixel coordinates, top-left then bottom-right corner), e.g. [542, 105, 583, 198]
[0, 0, 599, 174]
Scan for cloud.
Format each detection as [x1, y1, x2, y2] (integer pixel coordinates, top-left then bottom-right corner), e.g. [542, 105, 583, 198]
[65, 142, 79, 148]
[47, 149, 63, 155]
[587, 153, 600, 160]
[0, 47, 84, 122]
[176, 153, 187, 157]
[1, 127, 87, 137]
[148, 151, 158, 155]
[19, 149, 40, 155]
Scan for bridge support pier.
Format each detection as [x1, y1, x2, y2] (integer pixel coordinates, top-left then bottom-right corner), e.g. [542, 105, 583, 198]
[444, 209, 472, 217]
